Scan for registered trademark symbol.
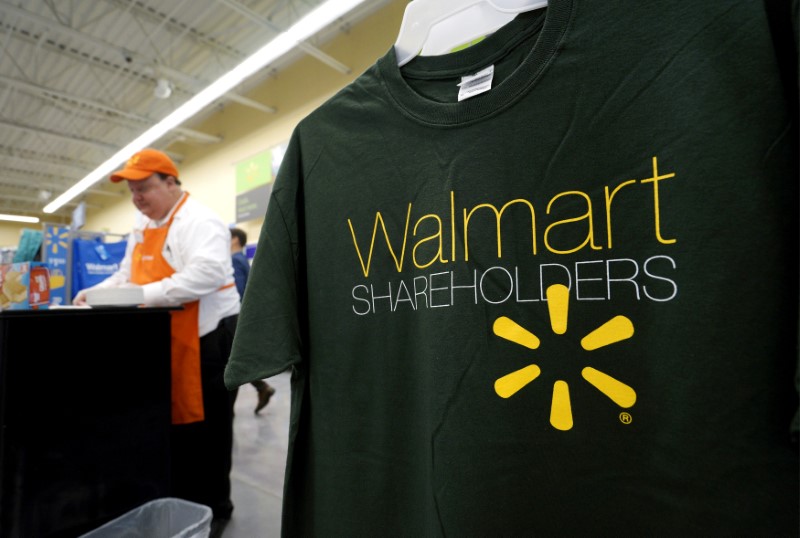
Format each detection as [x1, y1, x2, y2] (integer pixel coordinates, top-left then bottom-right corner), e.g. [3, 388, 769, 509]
[619, 412, 632, 424]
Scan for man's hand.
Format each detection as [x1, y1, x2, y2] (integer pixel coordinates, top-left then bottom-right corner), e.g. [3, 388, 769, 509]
[73, 289, 89, 306]
[73, 283, 142, 306]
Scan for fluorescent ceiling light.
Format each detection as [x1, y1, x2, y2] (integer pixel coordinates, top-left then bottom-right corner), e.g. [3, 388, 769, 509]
[0, 214, 40, 223]
[44, 0, 369, 214]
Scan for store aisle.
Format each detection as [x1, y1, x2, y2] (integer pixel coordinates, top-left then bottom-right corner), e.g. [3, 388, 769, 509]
[224, 370, 291, 537]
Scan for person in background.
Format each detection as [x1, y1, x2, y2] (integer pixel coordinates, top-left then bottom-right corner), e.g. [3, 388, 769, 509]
[74, 148, 240, 537]
[230, 227, 275, 414]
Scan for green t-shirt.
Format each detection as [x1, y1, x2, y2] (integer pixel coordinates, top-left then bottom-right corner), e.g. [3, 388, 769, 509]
[226, 1, 799, 535]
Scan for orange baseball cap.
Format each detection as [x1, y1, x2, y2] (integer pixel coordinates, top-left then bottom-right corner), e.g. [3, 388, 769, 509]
[110, 148, 179, 182]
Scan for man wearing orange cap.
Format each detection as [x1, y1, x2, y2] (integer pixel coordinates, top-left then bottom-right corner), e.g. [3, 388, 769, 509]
[74, 148, 241, 529]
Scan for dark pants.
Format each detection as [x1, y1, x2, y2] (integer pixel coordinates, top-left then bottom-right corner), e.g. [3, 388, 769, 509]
[170, 315, 239, 519]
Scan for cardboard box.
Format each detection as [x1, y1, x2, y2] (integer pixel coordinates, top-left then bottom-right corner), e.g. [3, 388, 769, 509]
[0, 262, 50, 310]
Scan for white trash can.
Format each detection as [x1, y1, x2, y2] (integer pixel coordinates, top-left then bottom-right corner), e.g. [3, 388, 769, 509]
[79, 497, 212, 538]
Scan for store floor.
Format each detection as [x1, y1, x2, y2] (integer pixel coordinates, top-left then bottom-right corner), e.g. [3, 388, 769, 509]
[224, 369, 291, 537]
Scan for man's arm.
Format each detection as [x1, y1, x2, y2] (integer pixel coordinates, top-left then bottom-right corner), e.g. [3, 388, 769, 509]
[141, 214, 233, 306]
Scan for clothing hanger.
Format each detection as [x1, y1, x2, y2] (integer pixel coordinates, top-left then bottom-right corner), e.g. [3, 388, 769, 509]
[394, 0, 549, 67]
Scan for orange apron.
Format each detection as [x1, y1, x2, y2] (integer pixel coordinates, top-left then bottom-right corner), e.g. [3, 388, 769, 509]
[131, 193, 204, 425]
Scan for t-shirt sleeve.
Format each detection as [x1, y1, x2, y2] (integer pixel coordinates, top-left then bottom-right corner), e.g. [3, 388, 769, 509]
[224, 132, 306, 389]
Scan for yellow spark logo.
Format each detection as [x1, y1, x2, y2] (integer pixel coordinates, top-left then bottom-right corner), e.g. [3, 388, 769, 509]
[493, 284, 637, 431]
[44, 228, 69, 255]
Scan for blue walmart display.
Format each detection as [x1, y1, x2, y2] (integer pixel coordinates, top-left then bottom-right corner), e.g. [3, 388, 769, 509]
[71, 237, 127, 299]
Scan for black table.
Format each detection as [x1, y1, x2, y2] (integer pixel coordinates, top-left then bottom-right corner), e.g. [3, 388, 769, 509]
[0, 307, 175, 537]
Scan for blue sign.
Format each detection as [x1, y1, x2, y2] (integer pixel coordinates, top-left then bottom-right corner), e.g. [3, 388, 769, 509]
[42, 225, 69, 306]
[72, 238, 127, 297]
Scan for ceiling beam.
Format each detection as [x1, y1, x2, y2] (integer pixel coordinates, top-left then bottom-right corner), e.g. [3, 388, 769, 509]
[0, 119, 118, 151]
[0, 147, 127, 197]
[158, 66, 276, 114]
[219, 0, 351, 74]
[107, 0, 246, 59]
[0, 73, 223, 144]
[0, 144, 97, 171]
[0, 173, 121, 198]
[0, 191, 101, 209]
[0, 2, 276, 115]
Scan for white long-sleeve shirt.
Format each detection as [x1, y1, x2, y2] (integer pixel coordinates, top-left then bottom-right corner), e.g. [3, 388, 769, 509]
[88, 194, 240, 337]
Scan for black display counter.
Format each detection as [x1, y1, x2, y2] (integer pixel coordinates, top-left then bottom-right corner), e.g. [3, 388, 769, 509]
[0, 307, 175, 537]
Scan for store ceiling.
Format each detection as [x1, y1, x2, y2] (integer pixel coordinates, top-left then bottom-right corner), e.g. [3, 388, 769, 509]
[0, 0, 388, 221]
